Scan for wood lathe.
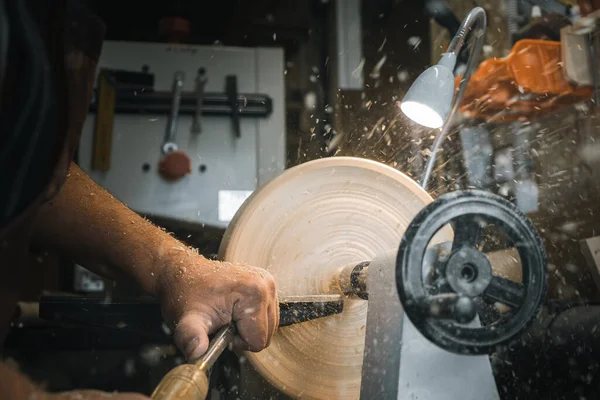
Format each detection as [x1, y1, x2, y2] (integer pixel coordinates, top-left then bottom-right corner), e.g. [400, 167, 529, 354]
[213, 156, 547, 399]
[35, 156, 547, 399]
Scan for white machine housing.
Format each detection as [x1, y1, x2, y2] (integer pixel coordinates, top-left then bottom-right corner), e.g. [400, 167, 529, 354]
[79, 41, 286, 229]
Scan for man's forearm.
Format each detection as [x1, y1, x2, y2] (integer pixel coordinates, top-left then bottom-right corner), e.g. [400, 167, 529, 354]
[0, 362, 40, 399]
[0, 362, 150, 400]
[32, 162, 201, 296]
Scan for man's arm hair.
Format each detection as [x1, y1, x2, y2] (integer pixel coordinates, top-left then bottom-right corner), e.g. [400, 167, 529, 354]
[0, 361, 41, 399]
[31, 162, 208, 296]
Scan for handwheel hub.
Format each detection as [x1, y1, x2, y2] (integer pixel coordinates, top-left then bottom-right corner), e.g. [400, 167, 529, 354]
[446, 246, 493, 297]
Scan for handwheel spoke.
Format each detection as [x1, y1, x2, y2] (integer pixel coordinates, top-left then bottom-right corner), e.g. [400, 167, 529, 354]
[452, 216, 481, 250]
[483, 276, 525, 308]
[473, 298, 501, 326]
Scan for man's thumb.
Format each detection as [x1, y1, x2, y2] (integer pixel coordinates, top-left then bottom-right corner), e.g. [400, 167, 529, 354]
[172, 312, 211, 362]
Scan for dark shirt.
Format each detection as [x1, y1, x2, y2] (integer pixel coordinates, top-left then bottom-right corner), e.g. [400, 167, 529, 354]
[0, 0, 105, 343]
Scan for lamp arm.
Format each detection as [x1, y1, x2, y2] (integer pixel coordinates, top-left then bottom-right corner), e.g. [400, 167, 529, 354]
[420, 7, 487, 190]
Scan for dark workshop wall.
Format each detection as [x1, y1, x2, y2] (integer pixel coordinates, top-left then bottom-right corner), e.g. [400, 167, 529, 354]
[334, 0, 433, 181]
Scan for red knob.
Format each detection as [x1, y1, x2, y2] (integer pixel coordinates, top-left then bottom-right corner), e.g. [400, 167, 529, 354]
[159, 151, 192, 181]
[158, 17, 191, 43]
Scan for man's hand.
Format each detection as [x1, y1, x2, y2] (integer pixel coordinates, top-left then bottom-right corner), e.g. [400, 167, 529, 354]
[155, 248, 279, 361]
[32, 163, 279, 362]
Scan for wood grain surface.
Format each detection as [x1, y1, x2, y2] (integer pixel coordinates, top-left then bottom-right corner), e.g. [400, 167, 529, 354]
[219, 157, 441, 399]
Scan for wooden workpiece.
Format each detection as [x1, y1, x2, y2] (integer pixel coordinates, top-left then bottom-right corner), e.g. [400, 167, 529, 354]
[219, 157, 449, 399]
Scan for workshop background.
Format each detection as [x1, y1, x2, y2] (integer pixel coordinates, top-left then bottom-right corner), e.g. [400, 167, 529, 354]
[6, 0, 600, 399]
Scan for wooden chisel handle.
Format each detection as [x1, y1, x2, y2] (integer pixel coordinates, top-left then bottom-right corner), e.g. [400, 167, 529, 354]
[151, 364, 210, 400]
[151, 324, 235, 400]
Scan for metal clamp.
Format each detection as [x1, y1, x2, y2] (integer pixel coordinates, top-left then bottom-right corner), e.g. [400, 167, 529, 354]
[226, 75, 241, 138]
[191, 68, 207, 133]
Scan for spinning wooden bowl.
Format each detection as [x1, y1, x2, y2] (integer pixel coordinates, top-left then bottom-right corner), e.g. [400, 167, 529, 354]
[219, 157, 450, 399]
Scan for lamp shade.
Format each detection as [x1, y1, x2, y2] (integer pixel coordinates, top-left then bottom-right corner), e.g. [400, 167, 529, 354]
[400, 62, 456, 129]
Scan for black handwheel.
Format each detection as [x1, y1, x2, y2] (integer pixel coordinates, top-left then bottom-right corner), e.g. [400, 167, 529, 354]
[396, 190, 547, 355]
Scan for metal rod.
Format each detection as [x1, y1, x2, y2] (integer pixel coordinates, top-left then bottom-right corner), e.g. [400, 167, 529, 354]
[89, 91, 273, 116]
[193, 323, 236, 370]
[589, 31, 599, 107]
[420, 7, 487, 190]
[162, 71, 185, 154]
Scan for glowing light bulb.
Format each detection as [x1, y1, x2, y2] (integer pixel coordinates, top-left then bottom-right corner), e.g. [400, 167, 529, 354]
[400, 101, 444, 129]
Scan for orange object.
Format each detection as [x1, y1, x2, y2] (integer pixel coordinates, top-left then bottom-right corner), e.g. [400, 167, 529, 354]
[158, 17, 191, 43]
[457, 39, 593, 121]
